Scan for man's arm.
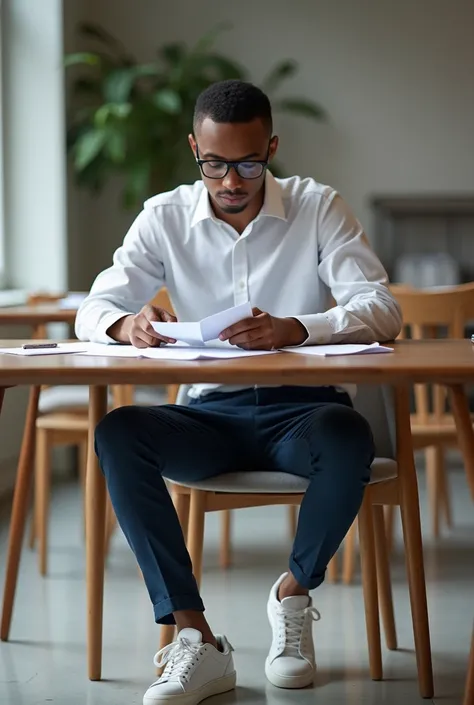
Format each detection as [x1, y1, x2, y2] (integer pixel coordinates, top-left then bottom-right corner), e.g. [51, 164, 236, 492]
[294, 191, 402, 345]
[75, 208, 166, 343]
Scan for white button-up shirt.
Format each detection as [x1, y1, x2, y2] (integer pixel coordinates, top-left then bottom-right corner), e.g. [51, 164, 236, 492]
[76, 172, 401, 397]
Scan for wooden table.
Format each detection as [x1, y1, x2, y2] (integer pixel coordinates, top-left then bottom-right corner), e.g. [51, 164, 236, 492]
[0, 304, 78, 330]
[1, 338, 474, 697]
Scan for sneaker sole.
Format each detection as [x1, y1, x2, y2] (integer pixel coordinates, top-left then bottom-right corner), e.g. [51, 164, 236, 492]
[143, 671, 236, 705]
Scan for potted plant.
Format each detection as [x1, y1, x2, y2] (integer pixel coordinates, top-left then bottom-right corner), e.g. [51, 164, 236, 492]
[65, 22, 326, 209]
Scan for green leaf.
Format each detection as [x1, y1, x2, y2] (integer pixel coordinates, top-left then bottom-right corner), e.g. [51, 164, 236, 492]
[273, 98, 326, 121]
[152, 88, 182, 114]
[94, 102, 132, 127]
[123, 160, 152, 209]
[74, 129, 107, 170]
[261, 59, 298, 94]
[105, 129, 127, 163]
[104, 65, 160, 103]
[64, 52, 101, 68]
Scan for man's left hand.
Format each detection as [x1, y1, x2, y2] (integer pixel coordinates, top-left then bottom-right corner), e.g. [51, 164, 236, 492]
[219, 308, 308, 350]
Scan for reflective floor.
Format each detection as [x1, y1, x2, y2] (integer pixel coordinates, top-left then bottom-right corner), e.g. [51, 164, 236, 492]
[0, 463, 472, 704]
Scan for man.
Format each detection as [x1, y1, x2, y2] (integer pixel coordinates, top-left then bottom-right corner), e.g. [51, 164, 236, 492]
[76, 79, 401, 705]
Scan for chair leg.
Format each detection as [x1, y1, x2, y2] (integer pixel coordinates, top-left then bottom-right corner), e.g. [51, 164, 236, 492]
[425, 446, 442, 538]
[104, 494, 117, 557]
[464, 628, 474, 705]
[384, 504, 396, 554]
[187, 489, 206, 587]
[327, 553, 338, 583]
[437, 449, 452, 529]
[342, 519, 358, 585]
[35, 428, 52, 577]
[396, 385, 434, 699]
[219, 510, 232, 570]
[373, 505, 397, 650]
[358, 494, 383, 680]
[1, 386, 41, 641]
[78, 440, 88, 538]
[287, 504, 298, 539]
[173, 491, 190, 543]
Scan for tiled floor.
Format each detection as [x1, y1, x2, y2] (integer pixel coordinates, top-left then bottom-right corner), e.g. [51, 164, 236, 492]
[0, 464, 472, 704]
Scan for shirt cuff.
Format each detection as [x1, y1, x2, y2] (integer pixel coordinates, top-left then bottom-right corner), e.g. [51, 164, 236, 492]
[291, 314, 334, 346]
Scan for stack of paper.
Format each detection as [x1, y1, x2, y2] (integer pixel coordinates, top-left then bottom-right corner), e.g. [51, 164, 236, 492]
[151, 301, 252, 346]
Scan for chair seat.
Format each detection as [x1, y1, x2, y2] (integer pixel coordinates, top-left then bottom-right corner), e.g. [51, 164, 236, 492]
[165, 457, 397, 494]
[38, 385, 167, 413]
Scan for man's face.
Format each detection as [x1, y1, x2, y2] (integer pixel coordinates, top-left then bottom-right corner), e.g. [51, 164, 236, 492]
[189, 118, 278, 216]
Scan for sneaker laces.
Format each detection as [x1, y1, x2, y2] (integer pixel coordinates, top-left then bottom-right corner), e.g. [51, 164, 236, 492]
[153, 637, 203, 683]
[277, 606, 320, 655]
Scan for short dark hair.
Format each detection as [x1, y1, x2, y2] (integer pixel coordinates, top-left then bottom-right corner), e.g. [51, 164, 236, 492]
[193, 80, 273, 134]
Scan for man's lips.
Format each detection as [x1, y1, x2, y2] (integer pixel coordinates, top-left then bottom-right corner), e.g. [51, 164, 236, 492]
[219, 194, 247, 203]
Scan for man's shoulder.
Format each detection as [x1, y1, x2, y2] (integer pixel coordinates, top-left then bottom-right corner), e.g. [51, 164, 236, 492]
[274, 174, 337, 207]
[143, 181, 204, 213]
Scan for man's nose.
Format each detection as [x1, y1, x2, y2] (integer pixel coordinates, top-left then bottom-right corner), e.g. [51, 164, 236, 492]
[222, 166, 243, 191]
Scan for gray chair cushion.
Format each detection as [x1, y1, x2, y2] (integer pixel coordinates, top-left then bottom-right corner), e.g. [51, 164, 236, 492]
[165, 457, 397, 494]
[39, 385, 167, 413]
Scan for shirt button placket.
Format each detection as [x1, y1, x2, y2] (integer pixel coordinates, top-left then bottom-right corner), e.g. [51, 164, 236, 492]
[232, 239, 249, 305]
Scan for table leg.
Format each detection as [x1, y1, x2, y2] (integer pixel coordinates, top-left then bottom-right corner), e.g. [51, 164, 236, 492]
[1, 386, 41, 640]
[86, 385, 108, 681]
[464, 627, 474, 705]
[449, 385, 474, 501]
[395, 384, 434, 698]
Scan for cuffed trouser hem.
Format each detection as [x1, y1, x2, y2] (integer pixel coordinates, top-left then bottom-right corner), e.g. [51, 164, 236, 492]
[289, 555, 325, 590]
[153, 594, 205, 625]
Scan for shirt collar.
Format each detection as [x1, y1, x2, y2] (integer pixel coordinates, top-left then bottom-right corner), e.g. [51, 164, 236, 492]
[190, 171, 286, 228]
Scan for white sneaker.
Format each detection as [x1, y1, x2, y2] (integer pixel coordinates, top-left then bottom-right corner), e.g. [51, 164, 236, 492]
[143, 628, 236, 705]
[265, 572, 320, 689]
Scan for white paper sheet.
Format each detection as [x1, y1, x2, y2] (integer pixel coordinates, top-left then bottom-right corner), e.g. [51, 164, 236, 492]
[151, 302, 253, 345]
[0, 342, 89, 356]
[78, 342, 277, 361]
[284, 343, 393, 356]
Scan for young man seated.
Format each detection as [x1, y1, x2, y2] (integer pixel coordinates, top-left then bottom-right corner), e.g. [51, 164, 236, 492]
[76, 79, 401, 705]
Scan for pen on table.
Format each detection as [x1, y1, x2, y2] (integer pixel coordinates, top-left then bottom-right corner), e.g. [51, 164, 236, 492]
[22, 342, 59, 350]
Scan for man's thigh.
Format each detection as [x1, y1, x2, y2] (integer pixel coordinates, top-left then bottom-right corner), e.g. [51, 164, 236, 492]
[145, 403, 253, 483]
[259, 400, 372, 479]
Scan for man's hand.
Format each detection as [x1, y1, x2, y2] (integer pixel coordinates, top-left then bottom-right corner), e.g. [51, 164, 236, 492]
[219, 308, 308, 350]
[107, 305, 177, 348]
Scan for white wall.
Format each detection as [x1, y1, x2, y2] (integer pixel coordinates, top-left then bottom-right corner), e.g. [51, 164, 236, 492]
[68, 0, 474, 286]
[3, 0, 67, 291]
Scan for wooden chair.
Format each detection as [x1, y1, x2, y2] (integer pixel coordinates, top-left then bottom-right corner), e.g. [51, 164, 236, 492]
[158, 383, 433, 699]
[339, 282, 474, 587]
[29, 290, 174, 575]
[389, 283, 474, 540]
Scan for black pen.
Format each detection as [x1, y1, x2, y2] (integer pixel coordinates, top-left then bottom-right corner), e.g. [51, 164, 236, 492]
[22, 343, 59, 350]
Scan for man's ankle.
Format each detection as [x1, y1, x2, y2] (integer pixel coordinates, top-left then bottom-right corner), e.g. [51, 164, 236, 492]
[173, 610, 217, 649]
[278, 572, 309, 601]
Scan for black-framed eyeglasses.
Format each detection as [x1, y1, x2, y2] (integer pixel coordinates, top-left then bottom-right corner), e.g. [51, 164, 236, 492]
[195, 143, 271, 180]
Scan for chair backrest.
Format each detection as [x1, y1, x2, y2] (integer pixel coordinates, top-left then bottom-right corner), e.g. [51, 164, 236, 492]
[176, 383, 396, 460]
[390, 282, 474, 422]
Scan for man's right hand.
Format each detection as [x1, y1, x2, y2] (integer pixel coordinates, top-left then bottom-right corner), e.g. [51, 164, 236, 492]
[107, 304, 177, 348]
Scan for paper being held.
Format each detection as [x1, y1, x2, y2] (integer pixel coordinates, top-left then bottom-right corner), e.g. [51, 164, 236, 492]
[152, 302, 252, 346]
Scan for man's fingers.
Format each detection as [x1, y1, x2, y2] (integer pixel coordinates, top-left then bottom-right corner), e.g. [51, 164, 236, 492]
[219, 315, 262, 341]
[228, 327, 266, 346]
[161, 310, 177, 323]
[234, 336, 271, 351]
[131, 330, 176, 348]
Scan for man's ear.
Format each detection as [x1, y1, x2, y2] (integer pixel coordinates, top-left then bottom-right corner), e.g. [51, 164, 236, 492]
[188, 133, 197, 157]
[268, 135, 279, 162]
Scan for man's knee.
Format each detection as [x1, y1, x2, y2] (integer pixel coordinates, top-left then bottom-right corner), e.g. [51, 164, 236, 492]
[312, 403, 374, 467]
[95, 405, 147, 456]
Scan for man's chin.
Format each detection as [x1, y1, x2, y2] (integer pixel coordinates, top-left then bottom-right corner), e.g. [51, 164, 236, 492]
[217, 199, 249, 214]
